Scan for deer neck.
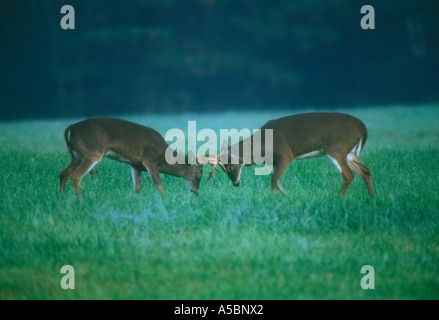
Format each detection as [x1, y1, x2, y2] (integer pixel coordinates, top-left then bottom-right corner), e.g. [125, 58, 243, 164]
[157, 161, 190, 178]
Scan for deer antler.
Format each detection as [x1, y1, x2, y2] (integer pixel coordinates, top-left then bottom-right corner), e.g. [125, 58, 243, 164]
[197, 154, 227, 181]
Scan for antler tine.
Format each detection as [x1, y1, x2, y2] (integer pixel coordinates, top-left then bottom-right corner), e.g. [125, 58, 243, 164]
[206, 162, 218, 181]
[206, 157, 229, 180]
[197, 154, 216, 165]
[197, 154, 227, 181]
[215, 150, 228, 173]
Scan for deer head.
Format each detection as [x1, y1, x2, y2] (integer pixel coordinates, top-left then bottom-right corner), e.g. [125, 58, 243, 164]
[198, 141, 243, 187]
[184, 151, 204, 195]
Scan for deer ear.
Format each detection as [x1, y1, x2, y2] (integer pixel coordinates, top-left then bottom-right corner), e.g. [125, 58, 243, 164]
[188, 150, 196, 165]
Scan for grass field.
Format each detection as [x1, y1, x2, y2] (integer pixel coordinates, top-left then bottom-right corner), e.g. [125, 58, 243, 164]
[1, 105, 439, 299]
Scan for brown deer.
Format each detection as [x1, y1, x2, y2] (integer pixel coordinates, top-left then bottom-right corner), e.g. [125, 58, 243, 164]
[59, 118, 204, 199]
[203, 112, 374, 197]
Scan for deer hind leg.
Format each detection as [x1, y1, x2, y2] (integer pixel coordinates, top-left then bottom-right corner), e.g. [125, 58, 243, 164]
[348, 156, 375, 198]
[131, 166, 142, 195]
[70, 157, 102, 199]
[59, 157, 81, 193]
[327, 154, 354, 197]
[271, 158, 290, 196]
[143, 162, 164, 196]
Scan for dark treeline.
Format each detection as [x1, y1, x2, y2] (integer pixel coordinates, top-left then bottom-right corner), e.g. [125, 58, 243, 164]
[1, 0, 438, 119]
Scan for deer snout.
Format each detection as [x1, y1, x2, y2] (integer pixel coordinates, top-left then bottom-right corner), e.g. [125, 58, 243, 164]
[233, 181, 240, 187]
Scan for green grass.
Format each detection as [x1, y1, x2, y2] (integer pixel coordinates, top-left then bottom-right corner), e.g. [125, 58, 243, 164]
[1, 105, 439, 299]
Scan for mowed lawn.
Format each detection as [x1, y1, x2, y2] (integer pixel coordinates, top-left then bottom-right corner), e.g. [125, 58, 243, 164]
[0, 105, 438, 299]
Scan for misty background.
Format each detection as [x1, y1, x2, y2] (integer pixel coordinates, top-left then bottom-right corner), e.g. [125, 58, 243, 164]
[1, 0, 438, 120]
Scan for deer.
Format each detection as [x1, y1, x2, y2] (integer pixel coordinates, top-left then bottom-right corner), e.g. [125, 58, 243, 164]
[202, 112, 375, 197]
[59, 118, 204, 199]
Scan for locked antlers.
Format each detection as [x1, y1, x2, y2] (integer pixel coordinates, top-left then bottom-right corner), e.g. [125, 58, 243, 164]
[197, 154, 227, 180]
[196, 141, 231, 180]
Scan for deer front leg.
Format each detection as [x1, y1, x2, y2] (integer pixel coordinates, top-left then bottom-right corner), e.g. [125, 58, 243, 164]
[143, 162, 164, 196]
[271, 159, 290, 196]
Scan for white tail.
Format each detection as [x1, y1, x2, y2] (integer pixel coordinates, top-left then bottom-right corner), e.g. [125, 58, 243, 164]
[206, 112, 374, 197]
[59, 118, 204, 199]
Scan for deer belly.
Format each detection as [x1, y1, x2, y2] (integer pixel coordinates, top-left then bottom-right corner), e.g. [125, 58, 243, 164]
[105, 150, 133, 164]
[295, 149, 325, 160]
